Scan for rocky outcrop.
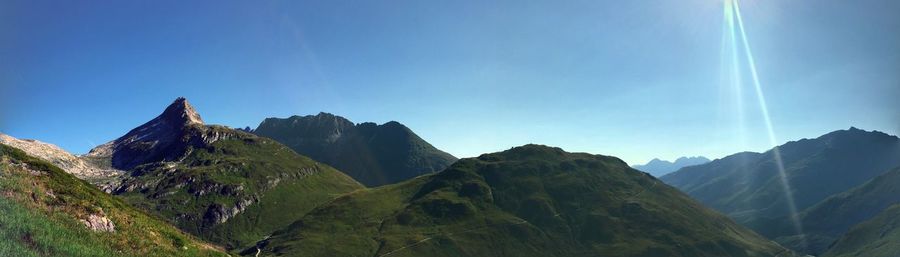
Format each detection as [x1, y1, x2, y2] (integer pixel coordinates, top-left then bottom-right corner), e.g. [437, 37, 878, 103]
[202, 197, 258, 225]
[0, 133, 121, 180]
[81, 210, 116, 232]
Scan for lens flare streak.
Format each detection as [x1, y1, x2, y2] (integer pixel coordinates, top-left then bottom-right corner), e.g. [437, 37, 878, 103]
[724, 0, 806, 246]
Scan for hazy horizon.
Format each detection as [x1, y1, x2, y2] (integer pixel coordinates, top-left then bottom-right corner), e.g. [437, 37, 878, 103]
[2, 0, 898, 165]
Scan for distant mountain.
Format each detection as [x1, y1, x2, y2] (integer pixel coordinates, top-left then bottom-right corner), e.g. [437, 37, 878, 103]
[632, 156, 710, 177]
[249, 145, 793, 257]
[252, 113, 457, 186]
[0, 143, 226, 257]
[822, 204, 900, 257]
[769, 166, 900, 254]
[661, 128, 900, 243]
[88, 98, 363, 249]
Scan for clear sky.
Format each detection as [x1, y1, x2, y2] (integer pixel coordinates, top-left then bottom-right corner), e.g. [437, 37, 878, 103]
[1, 0, 898, 165]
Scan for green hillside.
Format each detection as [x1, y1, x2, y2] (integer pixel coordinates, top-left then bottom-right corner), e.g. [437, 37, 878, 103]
[0, 143, 226, 257]
[115, 125, 363, 249]
[823, 204, 900, 257]
[251, 145, 794, 257]
[88, 98, 364, 250]
[771, 166, 900, 254]
[253, 113, 457, 186]
[661, 128, 900, 233]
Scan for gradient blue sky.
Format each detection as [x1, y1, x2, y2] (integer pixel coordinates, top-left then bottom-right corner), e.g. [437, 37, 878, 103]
[2, 0, 898, 165]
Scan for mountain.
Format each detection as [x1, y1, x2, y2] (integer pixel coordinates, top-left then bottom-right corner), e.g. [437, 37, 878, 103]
[632, 156, 710, 177]
[249, 145, 794, 257]
[0, 143, 226, 257]
[0, 132, 121, 183]
[822, 204, 900, 257]
[661, 128, 900, 233]
[768, 166, 900, 254]
[88, 98, 364, 249]
[252, 113, 457, 186]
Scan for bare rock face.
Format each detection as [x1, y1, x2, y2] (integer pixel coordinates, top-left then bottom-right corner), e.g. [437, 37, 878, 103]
[0, 133, 121, 180]
[86, 97, 210, 170]
[81, 210, 116, 232]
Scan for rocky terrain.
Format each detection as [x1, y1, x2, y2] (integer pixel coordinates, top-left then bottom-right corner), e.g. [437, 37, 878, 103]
[0, 132, 121, 181]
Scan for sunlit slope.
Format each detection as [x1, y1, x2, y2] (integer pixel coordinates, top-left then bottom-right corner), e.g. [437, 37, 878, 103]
[661, 128, 900, 229]
[0, 144, 226, 257]
[823, 204, 900, 257]
[253, 113, 457, 186]
[253, 145, 792, 257]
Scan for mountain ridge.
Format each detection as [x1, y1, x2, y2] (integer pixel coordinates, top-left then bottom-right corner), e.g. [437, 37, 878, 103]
[250, 144, 795, 257]
[253, 112, 457, 186]
[632, 156, 710, 177]
[87, 98, 365, 250]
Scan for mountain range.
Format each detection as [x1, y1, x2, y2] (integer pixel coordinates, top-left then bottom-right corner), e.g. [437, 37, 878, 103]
[81, 98, 364, 249]
[632, 156, 710, 177]
[251, 113, 457, 186]
[661, 127, 900, 255]
[5, 97, 898, 256]
[250, 145, 792, 257]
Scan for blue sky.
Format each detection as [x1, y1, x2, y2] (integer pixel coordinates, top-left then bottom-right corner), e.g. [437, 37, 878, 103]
[1, 0, 898, 165]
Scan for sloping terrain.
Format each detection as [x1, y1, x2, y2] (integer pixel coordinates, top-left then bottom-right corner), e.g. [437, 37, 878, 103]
[253, 113, 457, 186]
[768, 166, 900, 254]
[822, 204, 900, 257]
[0, 133, 121, 184]
[251, 145, 794, 257]
[661, 128, 900, 231]
[90, 98, 364, 249]
[0, 143, 226, 257]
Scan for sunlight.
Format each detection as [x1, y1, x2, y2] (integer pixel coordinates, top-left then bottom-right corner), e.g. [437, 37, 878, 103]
[726, 0, 806, 246]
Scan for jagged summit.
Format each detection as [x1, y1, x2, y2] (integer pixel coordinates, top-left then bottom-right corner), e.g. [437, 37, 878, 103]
[161, 97, 204, 125]
[87, 97, 215, 170]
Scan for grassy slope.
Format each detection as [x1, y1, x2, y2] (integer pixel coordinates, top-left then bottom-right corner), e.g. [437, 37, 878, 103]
[0, 144, 226, 257]
[254, 145, 792, 257]
[823, 204, 900, 257]
[253, 114, 457, 186]
[661, 129, 900, 234]
[773, 166, 900, 254]
[116, 125, 363, 250]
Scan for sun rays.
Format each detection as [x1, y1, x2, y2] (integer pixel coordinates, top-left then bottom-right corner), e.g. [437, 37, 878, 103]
[722, 0, 806, 246]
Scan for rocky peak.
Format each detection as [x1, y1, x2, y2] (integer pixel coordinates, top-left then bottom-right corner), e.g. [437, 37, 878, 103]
[161, 97, 204, 126]
[87, 97, 215, 170]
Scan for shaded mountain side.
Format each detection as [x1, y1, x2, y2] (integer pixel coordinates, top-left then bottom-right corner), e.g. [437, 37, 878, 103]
[768, 166, 900, 255]
[89, 98, 364, 250]
[250, 145, 795, 257]
[252, 113, 457, 186]
[661, 128, 900, 229]
[632, 156, 710, 177]
[0, 143, 226, 257]
[822, 204, 900, 257]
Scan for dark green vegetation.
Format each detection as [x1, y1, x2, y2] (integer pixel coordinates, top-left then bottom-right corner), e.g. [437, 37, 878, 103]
[95, 98, 364, 250]
[661, 128, 900, 232]
[253, 112, 457, 186]
[252, 145, 793, 257]
[0, 143, 226, 257]
[822, 204, 900, 257]
[768, 166, 900, 254]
